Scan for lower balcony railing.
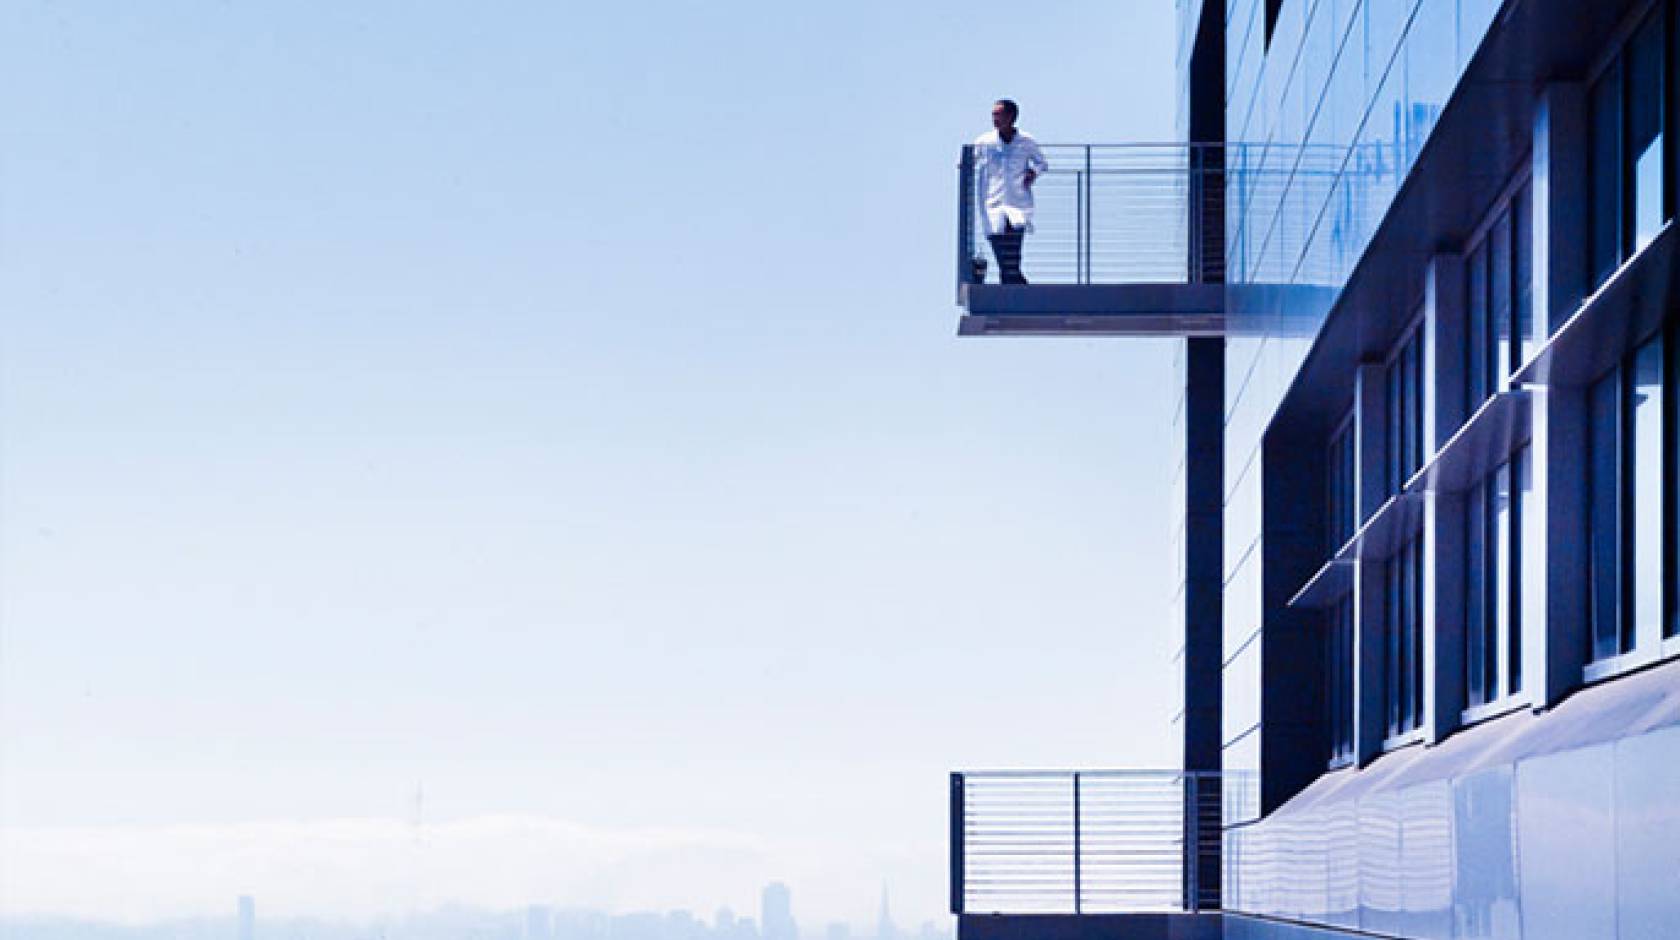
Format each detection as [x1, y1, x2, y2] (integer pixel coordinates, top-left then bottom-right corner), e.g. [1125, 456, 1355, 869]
[949, 770, 1223, 916]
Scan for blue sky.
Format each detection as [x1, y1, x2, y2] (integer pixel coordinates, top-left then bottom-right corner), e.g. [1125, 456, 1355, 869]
[0, 0, 1181, 928]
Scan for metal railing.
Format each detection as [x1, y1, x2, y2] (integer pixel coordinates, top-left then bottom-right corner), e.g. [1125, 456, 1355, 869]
[949, 770, 1222, 916]
[956, 144, 1225, 290]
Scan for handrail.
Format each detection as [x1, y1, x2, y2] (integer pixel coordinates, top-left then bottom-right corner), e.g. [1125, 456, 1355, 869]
[957, 143, 1226, 289]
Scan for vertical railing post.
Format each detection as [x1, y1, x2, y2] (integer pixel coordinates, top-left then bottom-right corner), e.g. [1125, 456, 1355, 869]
[1071, 772, 1082, 914]
[1189, 145, 1203, 285]
[1082, 146, 1093, 284]
[950, 773, 965, 915]
[1074, 168, 1085, 285]
[1186, 774, 1200, 912]
[957, 146, 976, 299]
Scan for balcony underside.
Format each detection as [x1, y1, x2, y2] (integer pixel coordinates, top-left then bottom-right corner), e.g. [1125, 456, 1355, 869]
[958, 283, 1225, 337]
[957, 914, 1222, 940]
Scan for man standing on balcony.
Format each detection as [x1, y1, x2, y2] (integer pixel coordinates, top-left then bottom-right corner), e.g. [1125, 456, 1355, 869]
[974, 99, 1047, 285]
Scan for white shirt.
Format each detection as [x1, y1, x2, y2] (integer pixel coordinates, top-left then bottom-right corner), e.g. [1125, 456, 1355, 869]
[973, 128, 1048, 236]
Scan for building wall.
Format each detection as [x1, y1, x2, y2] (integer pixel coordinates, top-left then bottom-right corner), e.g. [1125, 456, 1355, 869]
[1208, 0, 1680, 935]
[1220, 0, 1510, 827]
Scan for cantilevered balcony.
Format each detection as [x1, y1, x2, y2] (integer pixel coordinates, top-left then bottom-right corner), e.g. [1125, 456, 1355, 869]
[949, 770, 1233, 940]
[955, 144, 1225, 337]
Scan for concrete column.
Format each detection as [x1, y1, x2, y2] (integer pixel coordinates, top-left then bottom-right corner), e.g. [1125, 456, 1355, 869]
[1260, 426, 1329, 810]
[1182, 337, 1225, 774]
[1423, 490, 1465, 744]
[1526, 83, 1589, 710]
[1352, 362, 1388, 764]
[1181, 337, 1224, 909]
[1529, 386, 1588, 709]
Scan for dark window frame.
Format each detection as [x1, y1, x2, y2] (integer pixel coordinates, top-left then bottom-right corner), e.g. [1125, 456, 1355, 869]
[1384, 315, 1426, 496]
[1465, 448, 1529, 711]
[1385, 533, 1425, 740]
[1587, 322, 1676, 670]
[1326, 411, 1357, 554]
[1588, 4, 1673, 292]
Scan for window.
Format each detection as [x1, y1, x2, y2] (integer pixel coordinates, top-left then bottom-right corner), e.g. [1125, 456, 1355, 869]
[1672, 330, 1680, 641]
[1386, 534, 1424, 738]
[1386, 322, 1424, 495]
[1589, 333, 1668, 662]
[1327, 596, 1355, 766]
[1465, 448, 1529, 709]
[1327, 416, 1357, 553]
[1590, 367, 1625, 658]
[1630, 337, 1664, 642]
[1591, 61, 1624, 287]
[1628, 13, 1666, 252]
[1465, 179, 1535, 412]
[1514, 183, 1536, 363]
[1590, 9, 1670, 290]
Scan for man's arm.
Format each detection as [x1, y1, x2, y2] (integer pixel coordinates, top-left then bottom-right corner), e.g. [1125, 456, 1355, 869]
[1023, 138, 1048, 187]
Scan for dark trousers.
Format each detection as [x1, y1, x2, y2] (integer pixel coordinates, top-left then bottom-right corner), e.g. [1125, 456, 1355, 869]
[988, 223, 1027, 284]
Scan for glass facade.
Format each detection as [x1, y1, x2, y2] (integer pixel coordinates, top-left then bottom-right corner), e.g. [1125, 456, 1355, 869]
[1629, 337, 1664, 647]
[1465, 180, 1535, 414]
[1590, 333, 1669, 663]
[1386, 323, 1424, 494]
[1385, 533, 1424, 738]
[1590, 5, 1671, 290]
[1213, 0, 1680, 923]
[1327, 417, 1356, 551]
[1466, 450, 1527, 708]
[1219, 0, 1508, 821]
[1326, 595, 1355, 765]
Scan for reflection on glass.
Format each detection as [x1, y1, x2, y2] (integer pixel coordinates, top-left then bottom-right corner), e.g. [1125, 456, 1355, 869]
[1589, 369, 1622, 659]
[1468, 243, 1489, 406]
[1466, 484, 1489, 705]
[1591, 65, 1622, 288]
[1628, 13, 1666, 253]
[1513, 184, 1535, 358]
[1491, 209, 1512, 386]
[1629, 337, 1663, 646]
[1516, 446, 1539, 694]
[1635, 140, 1664, 252]
[1493, 461, 1513, 698]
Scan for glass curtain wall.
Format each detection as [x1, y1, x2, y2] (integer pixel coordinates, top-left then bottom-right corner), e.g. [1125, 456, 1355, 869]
[1590, 7, 1670, 291]
[1589, 334, 1668, 663]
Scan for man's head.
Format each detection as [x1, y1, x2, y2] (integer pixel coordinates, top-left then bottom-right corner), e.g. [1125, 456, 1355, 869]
[991, 99, 1019, 132]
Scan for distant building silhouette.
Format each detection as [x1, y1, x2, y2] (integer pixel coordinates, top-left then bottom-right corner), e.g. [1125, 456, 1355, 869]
[875, 884, 895, 940]
[526, 904, 551, 940]
[760, 882, 795, 940]
[236, 895, 254, 940]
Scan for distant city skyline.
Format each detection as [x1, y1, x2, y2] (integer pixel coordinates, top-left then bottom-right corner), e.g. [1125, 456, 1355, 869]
[4, 884, 951, 940]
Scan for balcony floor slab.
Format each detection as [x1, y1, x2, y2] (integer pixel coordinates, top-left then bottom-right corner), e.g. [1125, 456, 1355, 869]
[958, 283, 1225, 337]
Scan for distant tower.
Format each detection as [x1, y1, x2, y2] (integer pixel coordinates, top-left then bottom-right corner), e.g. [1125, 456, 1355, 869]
[826, 923, 851, 940]
[526, 904, 551, 940]
[716, 907, 737, 934]
[237, 895, 255, 940]
[875, 884, 896, 940]
[761, 882, 795, 940]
